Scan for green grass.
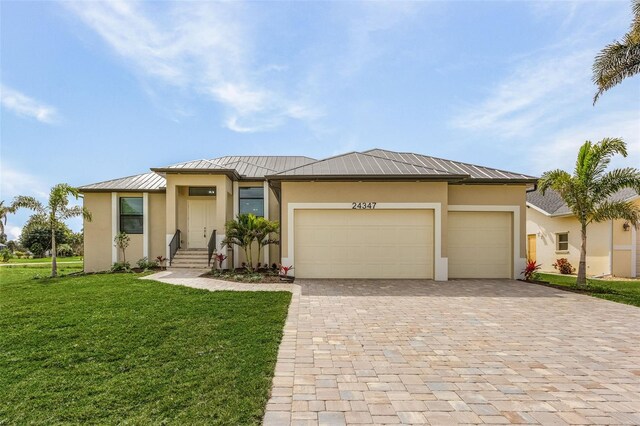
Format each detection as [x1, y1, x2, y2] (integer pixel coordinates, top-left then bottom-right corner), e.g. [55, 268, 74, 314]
[537, 272, 640, 308]
[0, 266, 291, 424]
[4, 256, 84, 264]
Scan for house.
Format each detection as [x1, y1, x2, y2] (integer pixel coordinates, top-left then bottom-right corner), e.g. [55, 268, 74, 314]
[526, 188, 640, 278]
[79, 149, 537, 280]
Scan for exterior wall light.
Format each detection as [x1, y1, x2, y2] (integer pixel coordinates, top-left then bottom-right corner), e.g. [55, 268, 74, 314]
[622, 222, 630, 231]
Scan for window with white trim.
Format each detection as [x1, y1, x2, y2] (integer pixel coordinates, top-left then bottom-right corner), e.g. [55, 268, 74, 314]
[556, 232, 569, 251]
[120, 197, 143, 234]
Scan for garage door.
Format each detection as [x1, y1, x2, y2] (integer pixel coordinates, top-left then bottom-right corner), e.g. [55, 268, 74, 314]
[448, 211, 512, 278]
[294, 209, 434, 279]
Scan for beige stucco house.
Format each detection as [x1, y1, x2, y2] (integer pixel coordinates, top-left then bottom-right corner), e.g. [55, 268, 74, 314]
[526, 188, 640, 278]
[79, 149, 537, 280]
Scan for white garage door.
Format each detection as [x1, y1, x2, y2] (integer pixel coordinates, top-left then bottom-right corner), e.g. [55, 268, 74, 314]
[448, 211, 512, 278]
[294, 209, 434, 279]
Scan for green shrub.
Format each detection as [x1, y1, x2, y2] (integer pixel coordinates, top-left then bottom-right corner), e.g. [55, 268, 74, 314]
[12, 250, 28, 259]
[110, 261, 131, 273]
[0, 248, 13, 263]
[136, 257, 158, 270]
[56, 244, 74, 257]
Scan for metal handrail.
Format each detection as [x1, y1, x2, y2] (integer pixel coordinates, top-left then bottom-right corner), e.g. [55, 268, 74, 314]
[168, 229, 181, 266]
[207, 229, 217, 267]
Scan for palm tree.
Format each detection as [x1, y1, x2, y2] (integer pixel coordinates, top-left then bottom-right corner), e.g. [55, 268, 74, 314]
[221, 213, 279, 271]
[12, 184, 91, 277]
[538, 138, 640, 286]
[0, 200, 17, 242]
[592, 0, 640, 103]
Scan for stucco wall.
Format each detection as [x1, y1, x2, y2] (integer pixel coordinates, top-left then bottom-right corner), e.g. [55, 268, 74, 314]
[280, 181, 449, 259]
[526, 207, 612, 276]
[149, 193, 166, 261]
[83, 193, 112, 272]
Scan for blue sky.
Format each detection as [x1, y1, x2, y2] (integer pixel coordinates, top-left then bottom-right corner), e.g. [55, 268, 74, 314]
[2, 1, 639, 238]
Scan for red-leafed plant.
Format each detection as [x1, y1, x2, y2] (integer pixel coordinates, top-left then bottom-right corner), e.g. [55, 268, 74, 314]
[553, 258, 575, 275]
[522, 260, 541, 281]
[156, 255, 168, 270]
[213, 252, 227, 270]
[279, 264, 294, 277]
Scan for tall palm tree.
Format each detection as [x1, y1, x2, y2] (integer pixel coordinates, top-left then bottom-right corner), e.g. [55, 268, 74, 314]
[592, 0, 640, 103]
[0, 200, 17, 242]
[13, 184, 91, 277]
[538, 138, 640, 286]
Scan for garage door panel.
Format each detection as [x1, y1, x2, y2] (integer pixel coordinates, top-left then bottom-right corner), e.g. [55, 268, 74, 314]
[295, 209, 433, 279]
[448, 211, 512, 279]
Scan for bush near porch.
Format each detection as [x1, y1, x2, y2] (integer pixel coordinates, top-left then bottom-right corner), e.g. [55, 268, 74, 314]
[536, 272, 640, 308]
[0, 266, 291, 424]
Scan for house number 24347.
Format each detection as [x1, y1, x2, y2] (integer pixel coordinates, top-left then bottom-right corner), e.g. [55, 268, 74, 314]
[352, 202, 377, 209]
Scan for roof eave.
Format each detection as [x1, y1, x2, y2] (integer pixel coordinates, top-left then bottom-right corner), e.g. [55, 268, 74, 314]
[79, 188, 167, 193]
[265, 174, 469, 182]
[454, 178, 539, 185]
[150, 168, 241, 179]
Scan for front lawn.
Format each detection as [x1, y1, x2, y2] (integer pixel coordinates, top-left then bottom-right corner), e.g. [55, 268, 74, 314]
[536, 272, 640, 308]
[0, 266, 291, 424]
[4, 255, 84, 264]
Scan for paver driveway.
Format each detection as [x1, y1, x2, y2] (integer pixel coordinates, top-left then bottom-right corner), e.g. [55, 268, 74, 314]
[264, 279, 640, 425]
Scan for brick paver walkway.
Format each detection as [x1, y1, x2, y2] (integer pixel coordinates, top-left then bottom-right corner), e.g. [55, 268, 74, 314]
[264, 279, 640, 425]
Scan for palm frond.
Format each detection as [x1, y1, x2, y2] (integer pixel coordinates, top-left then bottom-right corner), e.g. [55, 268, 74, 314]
[59, 206, 92, 221]
[592, 167, 640, 201]
[589, 200, 640, 226]
[12, 196, 45, 214]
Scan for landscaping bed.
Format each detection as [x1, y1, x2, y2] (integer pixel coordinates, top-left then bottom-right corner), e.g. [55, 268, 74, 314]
[205, 268, 294, 283]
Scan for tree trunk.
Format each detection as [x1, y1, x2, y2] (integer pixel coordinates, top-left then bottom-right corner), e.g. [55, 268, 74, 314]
[577, 223, 587, 287]
[51, 223, 58, 278]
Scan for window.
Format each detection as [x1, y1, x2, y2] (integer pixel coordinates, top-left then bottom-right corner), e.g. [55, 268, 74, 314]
[239, 187, 264, 216]
[189, 186, 216, 196]
[120, 197, 143, 234]
[556, 232, 569, 251]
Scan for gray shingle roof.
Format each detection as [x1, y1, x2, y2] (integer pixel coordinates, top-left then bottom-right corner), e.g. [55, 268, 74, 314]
[268, 151, 463, 179]
[364, 149, 537, 181]
[527, 187, 639, 216]
[79, 172, 166, 192]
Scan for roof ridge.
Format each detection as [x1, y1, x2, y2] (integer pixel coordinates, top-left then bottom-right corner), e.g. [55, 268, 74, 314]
[222, 159, 278, 173]
[359, 151, 453, 174]
[365, 148, 537, 179]
[269, 151, 361, 175]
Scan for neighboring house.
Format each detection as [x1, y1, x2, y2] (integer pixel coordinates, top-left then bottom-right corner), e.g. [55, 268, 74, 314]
[526, 188, 640, 278]
[79, 149, 537, 280]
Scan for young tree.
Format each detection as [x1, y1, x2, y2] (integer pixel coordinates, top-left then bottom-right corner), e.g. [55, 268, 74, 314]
[538, 138, 640, 286]
[114, 232, 130, 263]
[12, 184, 91, 277]
[592, 0, 640, 103]
[221, 213, 279, 271]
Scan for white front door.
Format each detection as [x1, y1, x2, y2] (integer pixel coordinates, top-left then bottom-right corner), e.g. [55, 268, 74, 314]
[187, 200, 216, 249]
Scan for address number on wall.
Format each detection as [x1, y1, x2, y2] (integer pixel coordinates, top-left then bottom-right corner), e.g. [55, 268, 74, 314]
[352, 202, 377, 209]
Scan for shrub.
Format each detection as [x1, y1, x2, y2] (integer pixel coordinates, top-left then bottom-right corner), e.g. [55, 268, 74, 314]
[522, 260, 541, 281]
[553, 258, 575, 275]
[56, 244, 74, 257]
[13, 250, 29, 259]
[111, 261, 131, 272]
[136, 257, 158, 270]
[0, 248, 13, 263]
[30, 242, 45, 258]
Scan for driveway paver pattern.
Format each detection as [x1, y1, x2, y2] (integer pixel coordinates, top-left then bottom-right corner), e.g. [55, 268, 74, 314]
[264, 279, 640, 425]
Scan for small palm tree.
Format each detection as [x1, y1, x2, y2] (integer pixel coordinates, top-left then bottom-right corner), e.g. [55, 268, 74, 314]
[538, 138, 640, 286]
[221, 213, 279, 271]
[0, 200, 17, 242]
[592, 0, 640, 103]
[12, 184, 92, 277]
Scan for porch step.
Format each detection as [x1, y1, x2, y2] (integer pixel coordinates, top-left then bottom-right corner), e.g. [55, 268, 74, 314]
[170, 248, 211, 269]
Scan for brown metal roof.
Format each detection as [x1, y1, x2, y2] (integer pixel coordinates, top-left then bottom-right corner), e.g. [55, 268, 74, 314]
[267, 151, 466, 180]
[79, 172, 166, 192]
[363, 149, 537, 182]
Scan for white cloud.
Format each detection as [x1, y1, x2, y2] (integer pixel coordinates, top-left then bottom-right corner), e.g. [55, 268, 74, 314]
[0, 85, 59, 124]
[450, 51, 594, 137]
[64, 1, 319, 132]
[1, 166, 49, 199]
[530, 111, 640, 174]
[5, 225, 22, 241]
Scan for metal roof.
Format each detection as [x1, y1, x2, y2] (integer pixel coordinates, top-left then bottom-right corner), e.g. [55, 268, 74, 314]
[79, 172, 166, 192]
[267, 151, 463, 179]
[527, 187, 639, 216]
[364, 149, 537, 182]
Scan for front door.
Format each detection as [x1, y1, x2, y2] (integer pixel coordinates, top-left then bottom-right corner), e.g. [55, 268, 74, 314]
[187, 200, 216, 249]
[528, 234, 537, 261]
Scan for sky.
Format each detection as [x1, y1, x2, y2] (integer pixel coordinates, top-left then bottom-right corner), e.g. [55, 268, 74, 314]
[1, 0, 639, 239]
